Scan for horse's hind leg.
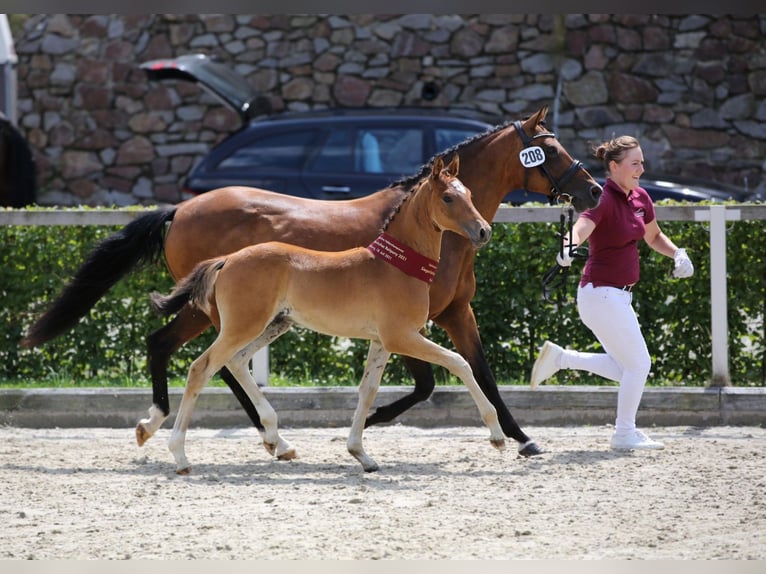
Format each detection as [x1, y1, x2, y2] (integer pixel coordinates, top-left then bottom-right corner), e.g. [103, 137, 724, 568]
[137, 305, 212, 447]
[347, 341, 391, 472]
[365, 354, 435, 427]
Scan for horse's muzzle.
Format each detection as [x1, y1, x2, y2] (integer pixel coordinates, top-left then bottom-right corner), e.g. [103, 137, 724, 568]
[471, 224, 492, 248]
[572, 183, 602, 212]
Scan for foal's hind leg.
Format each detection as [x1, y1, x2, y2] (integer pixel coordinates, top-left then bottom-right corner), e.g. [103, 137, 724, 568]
[226, 338, 297, 461]
[347, 341, 391, 472]
[168, 343, 226, 474]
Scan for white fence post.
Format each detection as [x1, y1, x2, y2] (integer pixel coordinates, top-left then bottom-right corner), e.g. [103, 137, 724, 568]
[251, 346, 269, 387]
[695, 205, 741, 386]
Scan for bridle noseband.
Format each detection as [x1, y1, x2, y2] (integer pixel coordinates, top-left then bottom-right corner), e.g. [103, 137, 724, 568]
[513, 120, 584, 205]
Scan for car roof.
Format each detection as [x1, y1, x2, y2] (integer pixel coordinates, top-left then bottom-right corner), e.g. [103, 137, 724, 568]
[245, 107, 502, 129]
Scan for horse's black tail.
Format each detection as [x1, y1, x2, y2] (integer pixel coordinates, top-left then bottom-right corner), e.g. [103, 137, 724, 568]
[150, 258, 226, 318]
[21, 208, 177, 348]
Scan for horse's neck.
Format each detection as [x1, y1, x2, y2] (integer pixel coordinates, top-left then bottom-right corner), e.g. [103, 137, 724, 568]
[459, 125, 527, 221]
[382, 184, 442, 261]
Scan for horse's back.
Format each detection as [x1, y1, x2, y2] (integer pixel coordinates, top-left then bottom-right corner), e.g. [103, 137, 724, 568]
[164, 186, 406, 280]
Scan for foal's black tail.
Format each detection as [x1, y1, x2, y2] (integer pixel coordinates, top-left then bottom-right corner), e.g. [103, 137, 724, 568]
[21, 208, 177, 348]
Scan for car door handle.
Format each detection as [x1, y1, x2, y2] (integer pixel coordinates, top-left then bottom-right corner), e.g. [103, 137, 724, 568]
[321, 186, 351, 193]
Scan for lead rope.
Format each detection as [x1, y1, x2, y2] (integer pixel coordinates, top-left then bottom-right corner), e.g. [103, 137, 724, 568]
[541, 206, 588, 302]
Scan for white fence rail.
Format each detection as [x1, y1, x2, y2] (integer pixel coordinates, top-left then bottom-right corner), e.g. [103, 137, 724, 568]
[3, 204, 766, 385]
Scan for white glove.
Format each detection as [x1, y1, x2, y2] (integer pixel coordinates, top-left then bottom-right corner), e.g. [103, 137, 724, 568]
[556, 244, 574, 267]
[673, 248, 694, 278]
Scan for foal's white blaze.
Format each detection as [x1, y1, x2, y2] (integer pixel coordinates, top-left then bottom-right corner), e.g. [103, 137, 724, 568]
[450, 180, 468, 195]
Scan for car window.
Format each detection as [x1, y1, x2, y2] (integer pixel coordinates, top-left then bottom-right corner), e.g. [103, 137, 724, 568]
[307, 129, 354, 174]
[307, 127, 425, 176]
[357, 128, 423, 175]
[435, 128, 483, 153]
[217, 130, 317, 170]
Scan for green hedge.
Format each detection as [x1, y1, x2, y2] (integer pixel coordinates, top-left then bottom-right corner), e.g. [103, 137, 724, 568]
[2, 205, 764, 387]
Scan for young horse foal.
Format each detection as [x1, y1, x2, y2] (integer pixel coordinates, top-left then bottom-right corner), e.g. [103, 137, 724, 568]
[151, 155, 502, 474]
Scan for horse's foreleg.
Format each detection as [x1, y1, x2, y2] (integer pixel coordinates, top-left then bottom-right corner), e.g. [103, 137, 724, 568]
[364, 354, 435, 427]
[389, 333, 505, 451]
[437, 303, 543, 456]
[347, 341, 390, 472]
[138, 306, 212, 447]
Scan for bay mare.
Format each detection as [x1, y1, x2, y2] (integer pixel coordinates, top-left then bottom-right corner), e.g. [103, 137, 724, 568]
[22, 106, 602, 456]
[150, 156, 498, 473]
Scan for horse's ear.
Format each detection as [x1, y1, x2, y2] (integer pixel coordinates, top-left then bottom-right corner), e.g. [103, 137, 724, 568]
[446, 154, 459, 177]
[536, 105, 549, 124]
[432, 155, 444, 178]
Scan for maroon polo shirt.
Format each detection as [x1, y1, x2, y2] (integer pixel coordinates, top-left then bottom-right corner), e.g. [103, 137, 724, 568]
[578, 178, 655, 288]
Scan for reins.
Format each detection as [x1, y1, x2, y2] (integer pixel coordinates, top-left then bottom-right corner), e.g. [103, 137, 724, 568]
[541, 205, 589, 302]
[511, 119, 589, 301]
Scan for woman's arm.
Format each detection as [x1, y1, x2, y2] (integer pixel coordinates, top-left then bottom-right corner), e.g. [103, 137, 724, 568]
[644, 219, 678, 258]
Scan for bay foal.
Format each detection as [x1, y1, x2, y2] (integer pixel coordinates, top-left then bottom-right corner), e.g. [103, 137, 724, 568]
[150, 156, 498, 473]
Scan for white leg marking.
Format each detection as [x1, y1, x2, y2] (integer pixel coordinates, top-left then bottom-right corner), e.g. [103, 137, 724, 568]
[136, 404, 167, 446]
[347, 341, 390, 472]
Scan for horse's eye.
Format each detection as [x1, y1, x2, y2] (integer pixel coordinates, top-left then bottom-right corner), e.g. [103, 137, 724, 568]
[545, 146, 559, 158]
[443, 195, 453, 204]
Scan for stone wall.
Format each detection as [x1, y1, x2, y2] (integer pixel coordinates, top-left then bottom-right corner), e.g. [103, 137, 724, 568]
[12, 13, 766, 206]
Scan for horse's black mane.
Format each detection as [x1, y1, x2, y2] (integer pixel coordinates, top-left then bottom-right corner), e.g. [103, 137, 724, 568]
[390, 118, 518, 190]
[379, 117, 520, 233]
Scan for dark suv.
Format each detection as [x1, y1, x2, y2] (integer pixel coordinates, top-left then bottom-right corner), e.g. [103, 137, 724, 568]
[142, 54, 498, 200]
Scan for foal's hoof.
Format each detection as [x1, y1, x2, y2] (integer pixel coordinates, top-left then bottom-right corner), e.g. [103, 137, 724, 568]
[135, 423, 151, 447]
[176, 466, 192, 476]
[490, 438, 506, 451]
[277, 448, 298, 461]
[518, 440, 544, 457]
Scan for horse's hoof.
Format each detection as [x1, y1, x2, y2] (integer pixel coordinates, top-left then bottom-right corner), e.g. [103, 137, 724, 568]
[277, 449, 298, 461]
[363, 462, 380, 473]
[135, 424, 150, 447]
[518, 440, 544, 457]
[176, 466, 192, 475]
[490, 438, 506, 451]
[262, 442, 277, 456]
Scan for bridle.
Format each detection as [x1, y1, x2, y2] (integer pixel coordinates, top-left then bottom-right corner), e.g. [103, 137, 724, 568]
[511, 120, 590, 301]
[513, 120, 584, 206]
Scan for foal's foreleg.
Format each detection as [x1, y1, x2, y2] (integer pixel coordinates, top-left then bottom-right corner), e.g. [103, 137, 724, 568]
[394, 334, 505, 451]
[347, 341, 391, 472]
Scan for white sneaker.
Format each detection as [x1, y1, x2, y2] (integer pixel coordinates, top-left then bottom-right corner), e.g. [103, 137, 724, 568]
[530, 340, 564, 388]
[610, 429, 665, 451]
